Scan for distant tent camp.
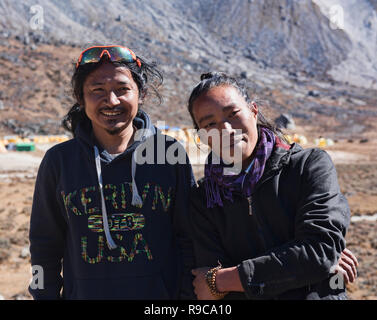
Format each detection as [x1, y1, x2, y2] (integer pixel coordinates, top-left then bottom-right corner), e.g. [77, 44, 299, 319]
[0, 140, 7, 153]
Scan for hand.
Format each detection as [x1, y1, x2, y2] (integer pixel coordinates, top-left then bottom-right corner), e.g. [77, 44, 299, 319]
[335, 248, 359, 284]
[191, 267, 219, 300]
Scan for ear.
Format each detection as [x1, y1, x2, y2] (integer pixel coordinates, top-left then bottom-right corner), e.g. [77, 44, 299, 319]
[249, 102, 258, 118]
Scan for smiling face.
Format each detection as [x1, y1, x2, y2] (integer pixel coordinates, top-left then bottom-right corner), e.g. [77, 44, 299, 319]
[192, 85, 259, 168]
[82, 61, 140, 137]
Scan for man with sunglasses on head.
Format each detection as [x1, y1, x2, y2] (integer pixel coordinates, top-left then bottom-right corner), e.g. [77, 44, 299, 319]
[28, 46, 195, 300]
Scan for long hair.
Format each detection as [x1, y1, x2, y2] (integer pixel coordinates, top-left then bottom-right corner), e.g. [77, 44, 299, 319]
[62, 54, 163, 135]
[187, 71, 288, 143]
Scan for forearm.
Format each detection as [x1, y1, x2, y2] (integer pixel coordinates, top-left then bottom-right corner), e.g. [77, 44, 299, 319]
[215, 266, 244, 293]
[237, 237, 345, 299]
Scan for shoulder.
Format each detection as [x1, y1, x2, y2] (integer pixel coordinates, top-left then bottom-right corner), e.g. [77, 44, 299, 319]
[36, 140, 77, 182]
[45, 138, 78, 155]
[40, 138, 79, 167]
[289, 145, 333, 167]
[288, 147, 337, 186]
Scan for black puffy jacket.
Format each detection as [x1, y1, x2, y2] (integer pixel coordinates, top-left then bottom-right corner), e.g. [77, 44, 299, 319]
[190, 143, 350, 300]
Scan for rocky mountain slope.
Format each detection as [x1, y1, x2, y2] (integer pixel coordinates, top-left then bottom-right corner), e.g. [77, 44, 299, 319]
[0, 0, 376, 137]
[314, 0, 377, 89]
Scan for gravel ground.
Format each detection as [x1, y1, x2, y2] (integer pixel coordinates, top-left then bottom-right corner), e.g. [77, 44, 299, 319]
[0, 142, 375, 300]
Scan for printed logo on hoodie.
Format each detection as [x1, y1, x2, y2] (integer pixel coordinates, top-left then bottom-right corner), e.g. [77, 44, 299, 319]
[61, 181, 173, 264]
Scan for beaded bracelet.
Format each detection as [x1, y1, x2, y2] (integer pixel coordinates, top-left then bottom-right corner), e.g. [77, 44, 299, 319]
[205, 263, 229, 299]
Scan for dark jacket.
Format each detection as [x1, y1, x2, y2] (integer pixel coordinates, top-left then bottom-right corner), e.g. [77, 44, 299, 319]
[190, 142, 350, 300]
[29, 111, 195, 299]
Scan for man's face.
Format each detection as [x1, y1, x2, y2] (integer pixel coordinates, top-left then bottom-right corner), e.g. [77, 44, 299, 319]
[192, 85, 259, 168]
[83, 61, 140, 136]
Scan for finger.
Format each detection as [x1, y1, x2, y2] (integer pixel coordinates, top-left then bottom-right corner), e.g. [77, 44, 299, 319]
[340, 253, 357, 279]
[339, 261, 354, 283]
[343, 248, 359, 267]
[191, 269, 198, 276]
[342, 248, 359, 267]
[336, 266, 350, 284]
[340, 261, 355, 283]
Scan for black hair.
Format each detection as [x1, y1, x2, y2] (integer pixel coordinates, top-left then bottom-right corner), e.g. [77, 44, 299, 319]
[62, 54, 163, 134]
[187, 71, 287, 142]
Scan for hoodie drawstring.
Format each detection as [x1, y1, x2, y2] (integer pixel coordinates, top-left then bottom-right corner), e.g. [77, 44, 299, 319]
[94, 145, 117, 250]
[131, 127, 155, 207]
[92, 124, 154, 249]
[131, 147, 143, 207]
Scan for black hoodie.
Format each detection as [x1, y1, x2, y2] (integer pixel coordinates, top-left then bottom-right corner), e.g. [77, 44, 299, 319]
[29, 110, 196, 299]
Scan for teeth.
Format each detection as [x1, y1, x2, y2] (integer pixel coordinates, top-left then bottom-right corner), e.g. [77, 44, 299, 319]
[102, 112, 121, 116]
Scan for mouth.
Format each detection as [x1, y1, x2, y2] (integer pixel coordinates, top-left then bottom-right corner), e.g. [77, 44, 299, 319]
[100, 109, 124, 118]
[222, 135, 244, 148]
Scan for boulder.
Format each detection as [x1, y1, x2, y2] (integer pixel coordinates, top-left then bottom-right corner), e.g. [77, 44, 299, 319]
[20, 246, 30, 259]
[274, 114, 296, 130]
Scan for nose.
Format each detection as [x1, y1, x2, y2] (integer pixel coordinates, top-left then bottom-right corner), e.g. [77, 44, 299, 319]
[106, 91, 120, 107]
[219, 121, 235, 135]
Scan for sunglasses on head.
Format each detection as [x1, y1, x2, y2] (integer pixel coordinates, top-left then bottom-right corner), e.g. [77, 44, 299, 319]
[76, 45, 141, 69]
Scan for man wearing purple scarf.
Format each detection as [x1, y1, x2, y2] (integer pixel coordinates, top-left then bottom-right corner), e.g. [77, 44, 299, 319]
[187, 72, 358, 300]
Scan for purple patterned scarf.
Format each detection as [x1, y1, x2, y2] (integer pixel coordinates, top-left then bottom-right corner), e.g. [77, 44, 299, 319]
[203, 127, 276, 208]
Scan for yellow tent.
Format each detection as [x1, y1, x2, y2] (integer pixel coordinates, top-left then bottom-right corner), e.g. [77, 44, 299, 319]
[0, 140, 7, 153]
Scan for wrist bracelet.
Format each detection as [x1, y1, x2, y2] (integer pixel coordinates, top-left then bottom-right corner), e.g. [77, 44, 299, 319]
[205, 263, 229, 298]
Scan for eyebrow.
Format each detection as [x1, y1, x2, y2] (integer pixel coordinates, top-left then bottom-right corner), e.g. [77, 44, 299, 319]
[198, 114, 214, 125]
[90, 81, 130, 86]
[223, 105, 236, 111]
[198, 105, 237, 124]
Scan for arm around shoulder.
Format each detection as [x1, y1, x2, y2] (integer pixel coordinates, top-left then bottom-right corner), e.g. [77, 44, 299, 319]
[237, 148, 350, 298]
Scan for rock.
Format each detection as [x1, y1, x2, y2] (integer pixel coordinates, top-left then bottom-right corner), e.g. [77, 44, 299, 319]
[274, 114, 296, 130]
[240, 71, 248, 79]
[308, 90, 320, 97]
[20, 246, 30, 259]
[0, 250, 10, 263]
[0, 238, 10, 249]
[23, 34, 30, 45]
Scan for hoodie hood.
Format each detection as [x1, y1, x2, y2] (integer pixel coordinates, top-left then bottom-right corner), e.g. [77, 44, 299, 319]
[74, 109, 156, 163]
[74, 109, 156, 250]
